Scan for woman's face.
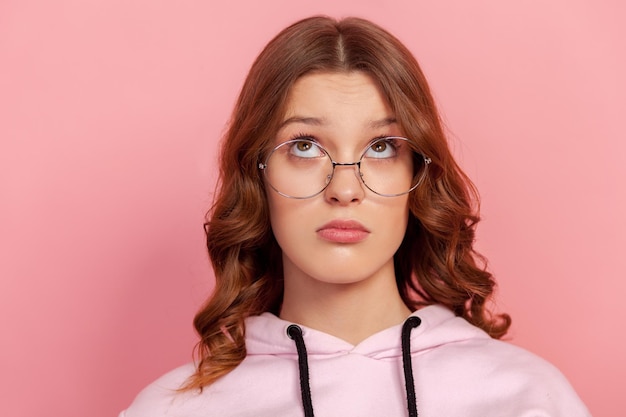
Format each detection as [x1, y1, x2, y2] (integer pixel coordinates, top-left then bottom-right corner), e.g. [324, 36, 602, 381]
[266, 71, 410, 287]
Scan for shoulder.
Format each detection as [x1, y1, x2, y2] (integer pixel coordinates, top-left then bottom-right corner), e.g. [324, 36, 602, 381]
[411, 308, 589, 415]
[464, 338, 571, 384]
[423, 336, 590, 416]
[416, 307, 572, 384]
[486, 341, 590, 415]
[119, 363, 199, 417]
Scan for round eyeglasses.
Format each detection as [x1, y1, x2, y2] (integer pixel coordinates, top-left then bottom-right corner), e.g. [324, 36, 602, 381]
[258, 136, 432, 199]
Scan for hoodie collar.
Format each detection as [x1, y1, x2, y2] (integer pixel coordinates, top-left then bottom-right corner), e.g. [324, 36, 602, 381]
[244, 304, 488, 359]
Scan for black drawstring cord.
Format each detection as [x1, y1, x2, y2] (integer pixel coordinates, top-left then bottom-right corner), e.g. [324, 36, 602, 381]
[401, 316, 422, 417]
[287, 324, 315, 417]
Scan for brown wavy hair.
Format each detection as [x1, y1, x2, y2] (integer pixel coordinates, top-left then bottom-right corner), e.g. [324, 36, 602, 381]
[185, 15, 511, 390]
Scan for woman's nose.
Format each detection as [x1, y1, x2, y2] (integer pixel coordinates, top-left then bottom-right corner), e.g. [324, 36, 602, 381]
[323, 162, 365, 204]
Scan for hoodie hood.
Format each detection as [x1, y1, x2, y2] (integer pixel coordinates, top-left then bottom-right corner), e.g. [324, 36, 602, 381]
[244, 304, 489, 359]
[244, 304, 491, 417]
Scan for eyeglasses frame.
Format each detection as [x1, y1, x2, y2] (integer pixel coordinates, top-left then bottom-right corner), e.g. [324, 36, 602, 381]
[258, 136, 432, 199]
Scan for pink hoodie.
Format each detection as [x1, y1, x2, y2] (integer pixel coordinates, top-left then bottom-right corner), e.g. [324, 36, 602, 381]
[120, 305, 590, 417]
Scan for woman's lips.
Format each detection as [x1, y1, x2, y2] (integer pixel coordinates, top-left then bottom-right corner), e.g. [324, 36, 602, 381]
[316, 219, 370, 243]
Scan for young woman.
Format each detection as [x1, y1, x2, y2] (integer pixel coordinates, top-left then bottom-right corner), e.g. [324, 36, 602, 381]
[121, 16, 590, 417]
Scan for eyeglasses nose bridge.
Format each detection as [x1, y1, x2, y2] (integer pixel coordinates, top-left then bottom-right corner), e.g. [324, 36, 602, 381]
[331, 161, 361, 169]
[326, 160, 364, 185]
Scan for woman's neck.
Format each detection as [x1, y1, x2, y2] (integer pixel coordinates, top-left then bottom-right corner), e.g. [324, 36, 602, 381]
[279, 261, 412, 345]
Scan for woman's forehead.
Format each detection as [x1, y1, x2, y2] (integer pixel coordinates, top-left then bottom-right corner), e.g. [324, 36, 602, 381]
[280, 72, 394, 129]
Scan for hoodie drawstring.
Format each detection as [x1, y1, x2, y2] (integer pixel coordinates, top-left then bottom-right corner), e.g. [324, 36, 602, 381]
[287, 324, 315, 417]
[401, 316, 422, 417]
[287, 316, 422, 417]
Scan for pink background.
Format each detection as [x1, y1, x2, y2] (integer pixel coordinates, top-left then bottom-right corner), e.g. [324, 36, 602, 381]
[1, 1, 623, 416]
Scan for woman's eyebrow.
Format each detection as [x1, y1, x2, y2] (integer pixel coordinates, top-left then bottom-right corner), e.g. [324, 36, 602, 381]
[278, 116, 396, 130]
[368, 117, 397, 129]
[278, 116, 326, 129]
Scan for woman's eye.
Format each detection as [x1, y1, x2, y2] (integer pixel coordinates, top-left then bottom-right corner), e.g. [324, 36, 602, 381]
[289, 140, 323, 158]
[364, 139, 397, 158]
